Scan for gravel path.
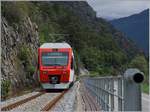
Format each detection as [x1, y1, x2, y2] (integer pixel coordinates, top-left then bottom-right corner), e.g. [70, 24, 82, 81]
[51, 82, 79, 112]
[9, 92, 60, 112]
[1, 81, 83, 112]
[1, 92, 40, 107]
[75, 81, 84, 111]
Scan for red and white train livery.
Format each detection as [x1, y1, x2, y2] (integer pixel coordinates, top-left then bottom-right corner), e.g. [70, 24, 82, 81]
[38, 43, 75, 89]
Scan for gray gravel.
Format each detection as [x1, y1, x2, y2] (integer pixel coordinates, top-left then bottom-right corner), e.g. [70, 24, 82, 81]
[10, 93, 60, 112]
[1, 82, 80, 112]
[51, 82, 79, 112]
[1, 92, 40, 107]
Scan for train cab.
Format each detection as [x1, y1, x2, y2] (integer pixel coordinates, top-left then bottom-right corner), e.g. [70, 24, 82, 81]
[38, 43, 74, 89]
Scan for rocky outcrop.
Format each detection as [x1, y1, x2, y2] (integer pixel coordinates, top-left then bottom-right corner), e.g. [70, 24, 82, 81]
[1, 16, 39, 96]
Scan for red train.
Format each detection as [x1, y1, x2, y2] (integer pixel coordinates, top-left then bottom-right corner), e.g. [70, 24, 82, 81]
[38, 43, 75, 89]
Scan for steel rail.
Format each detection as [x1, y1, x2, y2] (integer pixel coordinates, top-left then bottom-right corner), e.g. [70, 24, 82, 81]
[41, 90, 67, 111]
[1, 92, 45, 111]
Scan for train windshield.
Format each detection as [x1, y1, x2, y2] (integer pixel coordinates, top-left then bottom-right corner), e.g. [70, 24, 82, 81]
[42, 52, 68, 66]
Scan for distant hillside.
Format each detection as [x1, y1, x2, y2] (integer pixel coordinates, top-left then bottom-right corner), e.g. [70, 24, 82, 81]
[2, 1, 144, 99]
[110, 9, 149, 55]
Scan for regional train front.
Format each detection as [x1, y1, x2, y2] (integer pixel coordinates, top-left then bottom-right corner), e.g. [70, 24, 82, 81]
[38, 43, 74, 89]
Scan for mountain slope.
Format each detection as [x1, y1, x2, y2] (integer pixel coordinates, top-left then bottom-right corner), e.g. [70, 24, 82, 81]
[110, 9, 149, 55]
[1, 1, 140, 99]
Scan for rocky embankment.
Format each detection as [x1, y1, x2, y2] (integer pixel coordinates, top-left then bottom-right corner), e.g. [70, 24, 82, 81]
[1, 16, 39, 99]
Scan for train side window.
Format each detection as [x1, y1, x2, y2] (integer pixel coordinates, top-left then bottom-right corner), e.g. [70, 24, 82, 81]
[71, 56, 74, 69]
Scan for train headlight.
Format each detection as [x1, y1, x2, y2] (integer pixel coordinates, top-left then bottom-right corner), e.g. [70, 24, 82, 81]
[43, 71, 48, 74]
[62, 69, 68, 74]
[63, 70, 67, 74]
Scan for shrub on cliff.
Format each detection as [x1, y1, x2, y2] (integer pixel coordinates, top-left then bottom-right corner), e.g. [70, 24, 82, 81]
[26, 65, 35, 79]
[18, 45, 30, 65]
[1, 2, 29, 24]
[1, 80, 11, 100]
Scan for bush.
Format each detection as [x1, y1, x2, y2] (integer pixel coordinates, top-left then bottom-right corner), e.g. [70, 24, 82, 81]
[96, 67, 113, 76]
[18, 45, 35, 79]
[18, 45, 30, 64]
[142, 83, 149, 94]
[1, 80, 11, 99]
[129, 55, 149, 83]
[76, 76, 80, 81]
[1, 2, 29, 24]
[39, 33, 46, 44]
[26, 65, 35, 79]
[89, 71, 99, 77]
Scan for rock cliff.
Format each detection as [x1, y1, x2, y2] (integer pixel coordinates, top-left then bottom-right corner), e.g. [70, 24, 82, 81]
[1, 16, 39, 98]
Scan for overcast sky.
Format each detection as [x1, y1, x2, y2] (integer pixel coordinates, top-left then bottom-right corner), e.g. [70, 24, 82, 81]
[87, 0, 150, 20]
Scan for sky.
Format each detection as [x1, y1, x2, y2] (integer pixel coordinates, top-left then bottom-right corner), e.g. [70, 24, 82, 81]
[87, 0, 150, 20]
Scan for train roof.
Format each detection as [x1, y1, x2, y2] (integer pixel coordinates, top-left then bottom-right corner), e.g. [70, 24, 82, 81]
[40, 43, 71, 49]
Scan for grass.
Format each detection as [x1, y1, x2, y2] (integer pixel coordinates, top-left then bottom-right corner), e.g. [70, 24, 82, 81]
[26, 65, 35, 79]
[142, 83, 149, 94]
[89, 71, 99, 77]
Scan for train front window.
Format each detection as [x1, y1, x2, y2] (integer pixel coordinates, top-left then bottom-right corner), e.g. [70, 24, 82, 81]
[42, 52, 68, 66]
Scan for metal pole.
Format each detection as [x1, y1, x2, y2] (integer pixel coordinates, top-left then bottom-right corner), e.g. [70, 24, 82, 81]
[123, 68, 144, 111]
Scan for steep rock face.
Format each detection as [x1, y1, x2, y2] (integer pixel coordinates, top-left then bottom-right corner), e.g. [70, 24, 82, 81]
[1, 16, 39, 95]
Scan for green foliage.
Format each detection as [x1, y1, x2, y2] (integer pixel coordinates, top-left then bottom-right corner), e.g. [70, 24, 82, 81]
[96, 67, 112, 75]
[26, 65, 35, 79]
[90, 66, 119, 77]
[80, 47, 99, 70]
[2, 2, 141, 77]
[129, 55, 149, 83]
[73, 50, 80, 74]
[18, 45, 30, 64]
[142, 83, 149, 94]
[80, 46, 127, 74]
[1, 80, 11, 99]
[1, 2, 29, 24]
[76, 76, 80, 81]
[17, 45, 35, 79]
[89, 71, 99, 77]
[39, 33, 47, 44]
[129, 55, 148, 74]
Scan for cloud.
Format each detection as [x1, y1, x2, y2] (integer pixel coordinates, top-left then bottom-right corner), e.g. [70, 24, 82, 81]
[87, 0, 150, 20]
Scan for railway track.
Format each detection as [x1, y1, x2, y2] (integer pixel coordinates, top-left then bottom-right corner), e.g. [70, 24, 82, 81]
[1, 90, 68, 111]
[41, 90, 68, 111]
[1, 82, 78, 111]
[1, 92, 45, 111]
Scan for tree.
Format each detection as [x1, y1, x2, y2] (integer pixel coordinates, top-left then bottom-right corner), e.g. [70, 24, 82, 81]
[129, 55, 149, 83]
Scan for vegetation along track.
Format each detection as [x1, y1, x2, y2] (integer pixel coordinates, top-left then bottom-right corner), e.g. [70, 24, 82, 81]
[41, 90, 68, 111]
[1, 92, 45, 111]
